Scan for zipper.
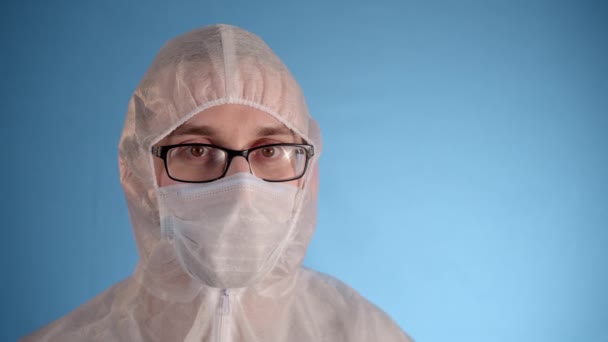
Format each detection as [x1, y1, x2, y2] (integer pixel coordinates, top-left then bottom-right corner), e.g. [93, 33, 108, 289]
[215, 289, 231, 342]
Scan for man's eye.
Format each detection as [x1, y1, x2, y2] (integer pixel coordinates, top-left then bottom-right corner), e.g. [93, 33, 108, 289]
[261, 147, 277, 158]
[190, 146, 207, 157]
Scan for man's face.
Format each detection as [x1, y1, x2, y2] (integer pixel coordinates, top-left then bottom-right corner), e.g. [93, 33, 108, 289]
[154, 104, 303, 187]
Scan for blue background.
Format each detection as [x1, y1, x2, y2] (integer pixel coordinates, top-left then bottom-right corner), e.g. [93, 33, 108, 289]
[2, 1, 607, 341]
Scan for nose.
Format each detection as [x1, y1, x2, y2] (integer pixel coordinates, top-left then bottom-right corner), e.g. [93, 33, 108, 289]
[225, 156, 251, 177]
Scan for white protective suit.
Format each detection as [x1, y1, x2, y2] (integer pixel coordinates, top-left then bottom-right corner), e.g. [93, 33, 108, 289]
[22, 24, 413, 342]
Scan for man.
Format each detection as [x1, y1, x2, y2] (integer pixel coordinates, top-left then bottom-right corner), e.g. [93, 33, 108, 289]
[23, 24, 413, 341]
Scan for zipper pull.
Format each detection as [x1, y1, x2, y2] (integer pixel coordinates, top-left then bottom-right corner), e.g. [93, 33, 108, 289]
[217, 289, 230, 315]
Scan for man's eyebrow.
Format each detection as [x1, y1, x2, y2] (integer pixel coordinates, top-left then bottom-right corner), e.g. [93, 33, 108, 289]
[168, 123, 297, 140]
[256, 125, 296, 137]
[169, 124, 217, 137]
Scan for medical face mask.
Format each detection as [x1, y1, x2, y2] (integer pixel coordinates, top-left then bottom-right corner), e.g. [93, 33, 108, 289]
[158, 172, 299, 289]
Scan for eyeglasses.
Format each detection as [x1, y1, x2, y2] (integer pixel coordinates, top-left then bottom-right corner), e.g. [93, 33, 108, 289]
[151, 143, 314, 183]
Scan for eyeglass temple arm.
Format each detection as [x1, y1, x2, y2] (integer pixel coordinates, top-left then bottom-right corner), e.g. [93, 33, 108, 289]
[307, 145, 315, 157]
[151, 146, 162, 158]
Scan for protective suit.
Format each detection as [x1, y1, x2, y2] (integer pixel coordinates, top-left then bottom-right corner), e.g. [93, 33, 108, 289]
[22, 24, 413, 342]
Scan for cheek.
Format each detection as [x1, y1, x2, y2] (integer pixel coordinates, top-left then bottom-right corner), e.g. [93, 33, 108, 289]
[284, 179, 299, 188]
[153, 157, 176, 187]
[292, 163, 318, 190]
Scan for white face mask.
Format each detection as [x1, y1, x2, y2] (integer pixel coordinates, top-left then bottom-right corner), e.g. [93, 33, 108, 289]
[158, 173, 299, 289]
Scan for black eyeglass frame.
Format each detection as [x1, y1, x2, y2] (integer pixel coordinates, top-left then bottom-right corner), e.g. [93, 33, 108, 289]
[151, 143, 315, 183]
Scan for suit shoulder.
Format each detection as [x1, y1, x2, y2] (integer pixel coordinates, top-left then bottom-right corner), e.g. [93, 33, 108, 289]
[296, 267, 415, 341]
[20, 278, 134, 342]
